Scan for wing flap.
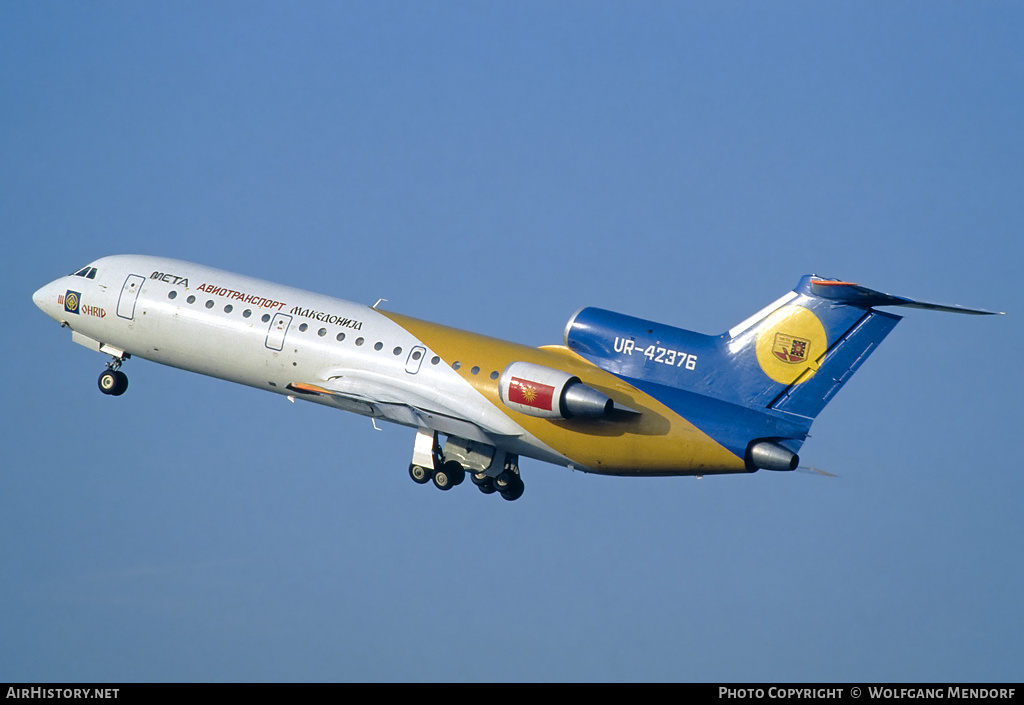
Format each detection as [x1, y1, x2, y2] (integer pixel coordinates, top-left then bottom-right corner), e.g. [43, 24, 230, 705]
[286, 370, 524, 442]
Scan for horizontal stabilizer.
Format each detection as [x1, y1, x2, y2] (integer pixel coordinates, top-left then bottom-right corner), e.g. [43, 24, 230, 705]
[802, 277, 1003, 315]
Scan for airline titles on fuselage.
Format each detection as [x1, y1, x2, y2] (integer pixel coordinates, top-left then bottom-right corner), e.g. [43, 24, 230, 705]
[149, 271, 189, 287]
[149, 272, 363, 329]
[196, 282, 287, 311]
[290, 306, 363, 330]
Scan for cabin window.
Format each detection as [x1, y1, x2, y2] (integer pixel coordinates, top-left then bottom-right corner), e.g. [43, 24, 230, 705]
[452, 361, 461, 370]
[431, 356, 441, 365]
[393, 347, 403, 356]
[224, 304, 233, 313]
[318, 328, 326, 337]
[355, 337, 364, 346]
[262, 314, 271, 323]
[187, 295, 196, 304]
[374, 342, 383, 351]
[243, 309, 252, 318]
[299, 323, 308, 332]
[490, 371, 499, 380]
[168, 291, 177, 300]
[471, 366, 480, 375]
[336, 332, 345, 342]
[205, 300, 214, 309]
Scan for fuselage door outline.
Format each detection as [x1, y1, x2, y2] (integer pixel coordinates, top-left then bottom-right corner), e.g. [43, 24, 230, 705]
[116, 274, 146, 320]
[405, 346, 427, 374]
[266, 313, 292, 351]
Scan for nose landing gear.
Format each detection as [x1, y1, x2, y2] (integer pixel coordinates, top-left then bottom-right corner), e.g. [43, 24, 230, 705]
[97, 356, 129, 396]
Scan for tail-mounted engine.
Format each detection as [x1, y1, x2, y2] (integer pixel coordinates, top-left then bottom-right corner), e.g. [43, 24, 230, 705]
[498, 361, 614, 419]
[745, 440, 799, 472]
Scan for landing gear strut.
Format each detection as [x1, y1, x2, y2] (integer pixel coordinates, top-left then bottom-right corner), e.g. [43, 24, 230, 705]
[97, 356, 129, 396]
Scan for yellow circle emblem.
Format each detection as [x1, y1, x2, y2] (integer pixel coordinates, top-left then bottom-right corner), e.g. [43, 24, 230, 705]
[755, 305, 827, 385]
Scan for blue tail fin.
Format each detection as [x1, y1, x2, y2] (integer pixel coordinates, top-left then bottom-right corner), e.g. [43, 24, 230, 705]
[565, 276, 999, 429]
[725, 276, 999, 420]
[726, 279, 901, 420]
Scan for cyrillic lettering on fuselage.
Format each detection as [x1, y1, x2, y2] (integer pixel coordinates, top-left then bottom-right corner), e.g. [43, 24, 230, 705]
[290, 306, 363, 330]
[150, 271, 189, 287]
[196, 282, 287, 310]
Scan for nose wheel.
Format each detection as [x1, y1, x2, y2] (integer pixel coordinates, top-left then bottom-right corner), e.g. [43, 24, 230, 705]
[98, 369, 128, 396]
[98, 357, 129, 396]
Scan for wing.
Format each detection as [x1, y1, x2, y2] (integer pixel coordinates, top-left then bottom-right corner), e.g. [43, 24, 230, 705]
[286, 368, 524, 445]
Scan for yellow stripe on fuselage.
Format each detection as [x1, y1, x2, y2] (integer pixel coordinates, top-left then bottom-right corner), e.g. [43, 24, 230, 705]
[380, 311, 746, 475]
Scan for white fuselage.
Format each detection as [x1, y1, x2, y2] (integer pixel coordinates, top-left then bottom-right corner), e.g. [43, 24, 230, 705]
[33, 255, 569, 469]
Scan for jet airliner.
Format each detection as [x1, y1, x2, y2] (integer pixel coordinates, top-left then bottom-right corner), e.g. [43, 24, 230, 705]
[33, 256, 999, 501]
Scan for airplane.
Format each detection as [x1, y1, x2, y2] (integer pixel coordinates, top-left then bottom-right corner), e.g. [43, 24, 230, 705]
[32, 255, 1000, 501]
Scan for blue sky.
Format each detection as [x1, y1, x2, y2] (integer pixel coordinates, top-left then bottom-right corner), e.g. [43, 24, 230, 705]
[3, 2, 1021, 682]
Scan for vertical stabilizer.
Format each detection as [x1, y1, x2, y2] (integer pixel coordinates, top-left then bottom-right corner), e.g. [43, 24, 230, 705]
[563, 275, 999, 465]
[723, 275, 1000, 420]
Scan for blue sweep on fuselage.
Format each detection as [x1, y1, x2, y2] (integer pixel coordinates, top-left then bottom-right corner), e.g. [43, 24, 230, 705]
[564, 275, 998, 462]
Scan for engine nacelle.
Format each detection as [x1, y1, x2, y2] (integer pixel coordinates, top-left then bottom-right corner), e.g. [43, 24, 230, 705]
[498, 362, 613, 419]
[746, 440, 799, 472]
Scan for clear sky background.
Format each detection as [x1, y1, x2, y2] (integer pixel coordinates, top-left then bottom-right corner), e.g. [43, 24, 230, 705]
[2, 2, 1021, 683]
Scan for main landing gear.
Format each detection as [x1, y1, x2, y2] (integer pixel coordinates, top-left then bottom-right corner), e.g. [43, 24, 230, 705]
[409, 459, 466, 491]
[97, 356, 130, 396]
[408, 429, 525, 501]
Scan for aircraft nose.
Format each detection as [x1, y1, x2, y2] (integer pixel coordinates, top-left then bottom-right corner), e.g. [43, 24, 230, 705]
[33, 280, 60, 317]
[33, 283, 49, 310]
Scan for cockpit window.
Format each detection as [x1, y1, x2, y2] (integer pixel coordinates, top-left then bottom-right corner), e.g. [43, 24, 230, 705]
[71, 266, 98, 279]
